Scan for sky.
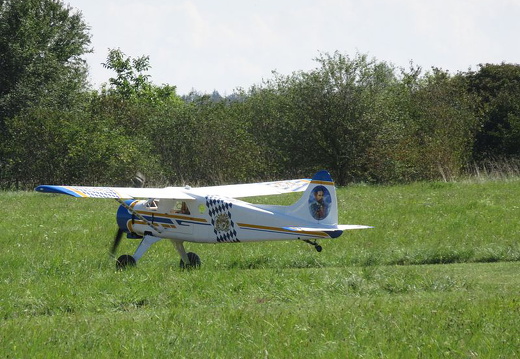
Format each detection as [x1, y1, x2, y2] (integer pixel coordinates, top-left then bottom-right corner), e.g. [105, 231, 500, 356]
[65, 0, 520, 95]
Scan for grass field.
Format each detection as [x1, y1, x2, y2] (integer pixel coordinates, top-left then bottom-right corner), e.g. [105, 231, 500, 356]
[1, 180, 519, 357]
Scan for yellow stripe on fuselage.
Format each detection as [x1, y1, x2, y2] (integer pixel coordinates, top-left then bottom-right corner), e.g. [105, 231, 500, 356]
[127, 220, 177, 233]
[237, 223, 329, 238]
[135, 210, 208, 223]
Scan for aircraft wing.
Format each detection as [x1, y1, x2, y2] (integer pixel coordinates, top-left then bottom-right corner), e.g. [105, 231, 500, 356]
[35, 185, 195, 200]
[189, 178, 310, 198]
[35, 178, 310, 200]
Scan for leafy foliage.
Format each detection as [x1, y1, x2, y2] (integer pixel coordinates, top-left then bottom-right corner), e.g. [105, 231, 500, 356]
[0, 0, 91, 123]
[0, 0, 91, 187]
[467, 63, 520, 159]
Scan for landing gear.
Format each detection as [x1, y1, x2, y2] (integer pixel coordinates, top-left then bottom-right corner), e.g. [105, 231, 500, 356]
[116, 254, 136, 270]
[173, 241, 201, 269]
[303, 239, 322, 252]
[179, 252, 201, 269]
[112, 237, 201, 270]
[113, 234, 162, 270]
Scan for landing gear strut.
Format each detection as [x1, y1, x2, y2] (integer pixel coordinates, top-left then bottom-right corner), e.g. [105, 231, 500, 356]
[114, 234, 161, 270]
[303, 239, 322, 252]
[173, 241, 201, 269]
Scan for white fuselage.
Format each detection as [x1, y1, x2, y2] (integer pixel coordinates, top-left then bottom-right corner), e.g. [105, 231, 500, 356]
[121, 195, 331, 244]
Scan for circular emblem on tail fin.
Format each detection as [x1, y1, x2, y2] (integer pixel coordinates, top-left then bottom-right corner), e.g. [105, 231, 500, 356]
[308, 185, 331, 220]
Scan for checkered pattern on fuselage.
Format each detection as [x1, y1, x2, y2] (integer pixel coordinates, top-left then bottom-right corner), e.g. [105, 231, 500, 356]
[205, 196, 239, 243]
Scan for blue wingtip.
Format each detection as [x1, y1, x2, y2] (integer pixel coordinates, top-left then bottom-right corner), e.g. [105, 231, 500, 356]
[35, 185, 80, 197]
[312, 170, 333, 182]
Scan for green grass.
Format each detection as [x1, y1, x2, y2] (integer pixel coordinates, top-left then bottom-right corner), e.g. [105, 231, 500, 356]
[1, 180, 519, 357]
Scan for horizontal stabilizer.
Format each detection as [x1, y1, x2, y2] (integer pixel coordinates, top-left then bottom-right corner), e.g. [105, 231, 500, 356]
[337, 225, 374, 230]
[283, 224, 372, 239]
[284, 225, 373, 232]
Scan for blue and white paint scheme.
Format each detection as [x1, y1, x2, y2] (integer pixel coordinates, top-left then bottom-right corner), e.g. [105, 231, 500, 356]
[35, 170, 372, 269]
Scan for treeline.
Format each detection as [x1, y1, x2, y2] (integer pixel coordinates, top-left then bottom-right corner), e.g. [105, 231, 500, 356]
[1, 0, 520, 189]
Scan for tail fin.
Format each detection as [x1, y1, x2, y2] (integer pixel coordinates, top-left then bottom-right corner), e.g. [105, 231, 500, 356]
[287, 170, 340, 226]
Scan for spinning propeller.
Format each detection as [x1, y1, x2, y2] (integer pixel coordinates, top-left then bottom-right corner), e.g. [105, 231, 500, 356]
[111, 228, 124, 257]
[111, 172, 145, 260]
[111, 228, 136, 269]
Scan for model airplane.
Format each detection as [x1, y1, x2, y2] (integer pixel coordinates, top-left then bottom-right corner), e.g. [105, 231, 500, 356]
[35, 170, 371, 269]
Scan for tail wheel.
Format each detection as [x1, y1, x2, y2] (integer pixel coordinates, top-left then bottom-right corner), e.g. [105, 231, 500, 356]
[303, 239, 323, 252]
[180, 252, 201, 269]
[116, 254, 136, 270]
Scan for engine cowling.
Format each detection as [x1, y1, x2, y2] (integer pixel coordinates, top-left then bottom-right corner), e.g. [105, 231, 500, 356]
[116, 200, 142, 238]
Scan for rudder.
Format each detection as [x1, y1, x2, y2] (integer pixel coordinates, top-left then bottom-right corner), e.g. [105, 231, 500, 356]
[287, 170, 340, 226]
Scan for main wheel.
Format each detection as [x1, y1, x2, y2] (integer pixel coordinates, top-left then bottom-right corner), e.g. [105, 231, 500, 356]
[116, 254, 136, 270]
[179, 252, 201, 269]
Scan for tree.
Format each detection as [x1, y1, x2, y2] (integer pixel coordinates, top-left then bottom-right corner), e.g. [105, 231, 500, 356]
[467, 63, 520, 159]
[245, 52, 398, 184]
[102, 48, 152, 99]
[101, 48, 183, 108]
[407, 69, 478, 180]
[0, 0, 91, 123]
[0, 0, 91, 188]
